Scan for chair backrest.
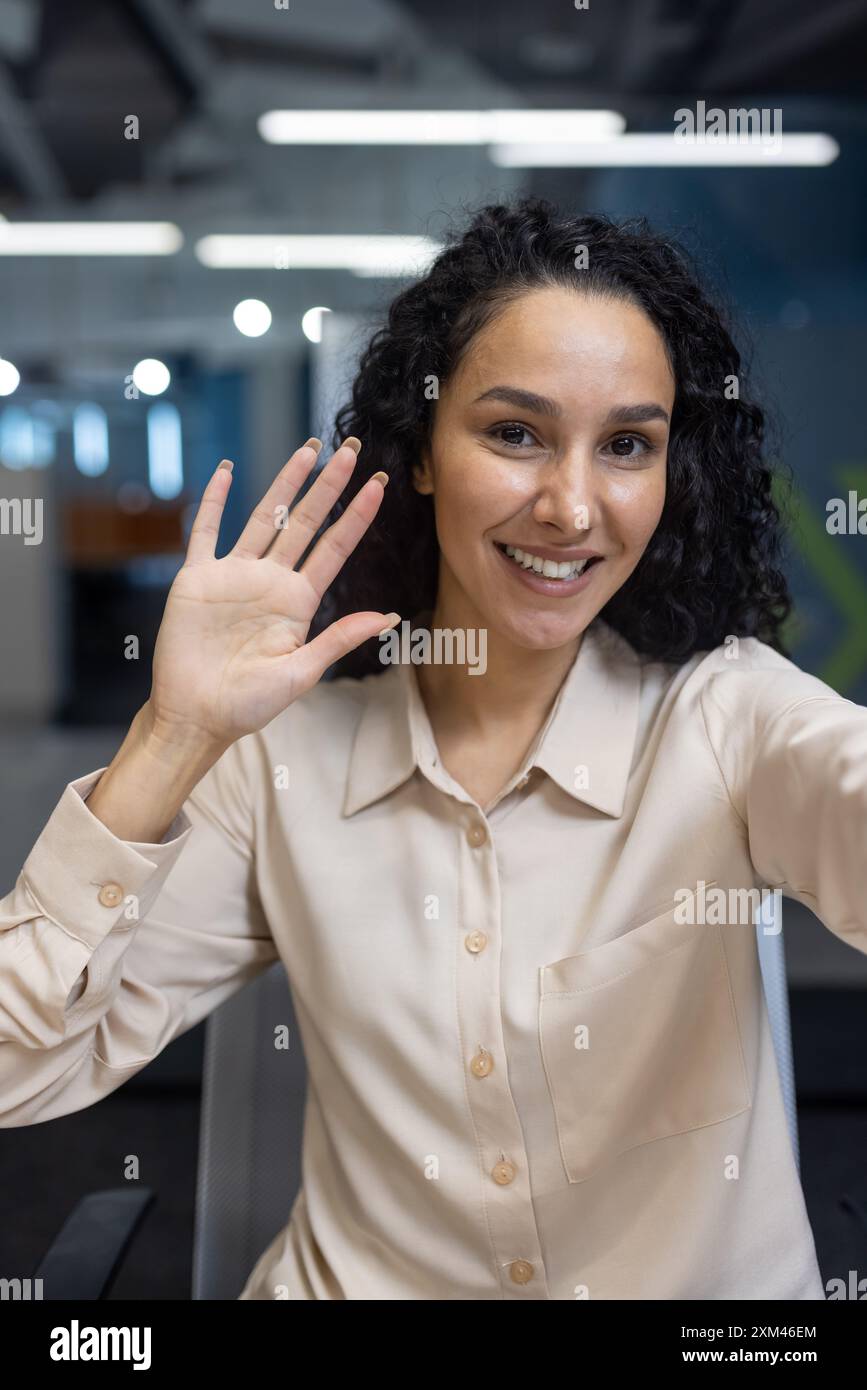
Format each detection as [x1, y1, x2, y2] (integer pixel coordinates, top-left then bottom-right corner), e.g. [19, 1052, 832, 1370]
[192, 902, 799, 1299]
[755, 893, 800, 1171]
[192, 960, 305, 1300]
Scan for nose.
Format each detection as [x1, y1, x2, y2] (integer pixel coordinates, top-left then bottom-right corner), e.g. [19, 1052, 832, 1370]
[529, 442, 597, 536]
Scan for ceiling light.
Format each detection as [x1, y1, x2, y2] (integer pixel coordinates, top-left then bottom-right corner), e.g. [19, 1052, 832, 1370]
[0, 358, 20, 395]
[491, 133, 839, 167]
[233, 299, 272, 337]
[196, 235, 441, 277]
[0, 222, 183, 255]
[258, 109, 624, 145]
[301, 307, 332, 344]
[132, 359, 171, 396]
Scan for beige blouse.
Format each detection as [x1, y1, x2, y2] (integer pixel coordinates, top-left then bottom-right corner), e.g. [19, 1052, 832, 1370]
[2, 615, 866, 1300]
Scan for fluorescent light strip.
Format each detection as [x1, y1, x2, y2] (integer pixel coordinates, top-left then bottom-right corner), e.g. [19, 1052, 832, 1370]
[0, 222, 183, 255]
[258, 109, 625, 145]
[147, 402, 184, 500]
[491, 133, 839, 167]
[73, 404, 109, 477]
[195, 234, 442, 275]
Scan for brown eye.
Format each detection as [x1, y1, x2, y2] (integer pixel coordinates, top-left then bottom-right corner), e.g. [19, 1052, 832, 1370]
[490, 423, 537, 449]
[606, 434, 654, 459]
[611, 436, 637, 456]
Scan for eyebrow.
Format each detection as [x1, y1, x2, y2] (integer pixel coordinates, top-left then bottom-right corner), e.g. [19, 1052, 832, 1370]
[473, 385, 670, 427]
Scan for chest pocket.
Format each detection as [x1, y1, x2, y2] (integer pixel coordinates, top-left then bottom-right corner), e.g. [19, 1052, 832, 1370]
[538, 884, 751, 1185]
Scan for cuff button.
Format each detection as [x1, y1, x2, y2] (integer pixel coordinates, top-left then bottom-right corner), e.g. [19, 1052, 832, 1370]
[97, 881, 124, 908]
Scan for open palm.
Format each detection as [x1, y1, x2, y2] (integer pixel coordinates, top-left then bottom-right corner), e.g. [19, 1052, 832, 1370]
[149, 439, 396, 748]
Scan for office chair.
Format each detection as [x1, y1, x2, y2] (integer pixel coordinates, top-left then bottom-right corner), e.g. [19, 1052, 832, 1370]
[34, 905, 798, 1299]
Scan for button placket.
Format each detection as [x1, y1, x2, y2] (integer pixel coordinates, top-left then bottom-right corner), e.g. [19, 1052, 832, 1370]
[457, 812, 550, 1299]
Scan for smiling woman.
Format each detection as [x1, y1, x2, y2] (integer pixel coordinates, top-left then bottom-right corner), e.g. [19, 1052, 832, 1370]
[310, 196, 793, 675]
[409, 287, 675, 643]
[3, 195, 866, 1305]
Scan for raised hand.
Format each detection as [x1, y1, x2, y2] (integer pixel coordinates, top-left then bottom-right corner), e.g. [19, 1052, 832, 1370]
[147, 437, 397, 750]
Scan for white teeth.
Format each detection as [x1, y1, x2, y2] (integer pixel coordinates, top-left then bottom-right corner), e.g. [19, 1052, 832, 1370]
[502, 543, 592, 581]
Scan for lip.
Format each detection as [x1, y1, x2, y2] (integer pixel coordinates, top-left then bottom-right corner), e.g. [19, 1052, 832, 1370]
[493, 540, 603, 596]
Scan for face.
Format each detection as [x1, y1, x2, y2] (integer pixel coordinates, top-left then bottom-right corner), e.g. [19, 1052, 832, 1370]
[412, 285, 675, 652]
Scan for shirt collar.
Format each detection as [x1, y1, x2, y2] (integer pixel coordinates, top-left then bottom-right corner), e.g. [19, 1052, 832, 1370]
[342, 614, 643, 819]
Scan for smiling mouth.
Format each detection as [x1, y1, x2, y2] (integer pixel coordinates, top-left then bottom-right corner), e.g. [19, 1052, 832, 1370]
[494, 541, 603, 581]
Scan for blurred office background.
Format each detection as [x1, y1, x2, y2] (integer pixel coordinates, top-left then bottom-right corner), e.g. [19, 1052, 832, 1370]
[1, 0, 866, 1297]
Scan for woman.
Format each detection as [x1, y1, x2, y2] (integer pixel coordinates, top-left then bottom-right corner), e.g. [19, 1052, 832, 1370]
[2, 197, 864, 1301]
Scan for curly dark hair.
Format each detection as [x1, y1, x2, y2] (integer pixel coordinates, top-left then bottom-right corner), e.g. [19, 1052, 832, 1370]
[308, 195, 795, 678]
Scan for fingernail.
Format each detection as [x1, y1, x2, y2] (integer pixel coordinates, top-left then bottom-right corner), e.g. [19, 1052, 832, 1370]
[342, 436, 362, 455]
[304, 437, 323, 455]
[217, 459, 234, 472]
[377, 612, 400, 637]
[371, 470, 389, 487]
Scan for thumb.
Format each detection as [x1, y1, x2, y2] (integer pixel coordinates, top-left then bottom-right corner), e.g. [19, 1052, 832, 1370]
[284, 611, 400, 695]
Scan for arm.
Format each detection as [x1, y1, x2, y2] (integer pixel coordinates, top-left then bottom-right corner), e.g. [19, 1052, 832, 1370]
[699, 649, 867, 951]
[0, 733, 277, 1126]
[0, 436, 396, 1126]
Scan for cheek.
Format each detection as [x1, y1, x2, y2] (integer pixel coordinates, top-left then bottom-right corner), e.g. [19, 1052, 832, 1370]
[604, 468, 666, 548]
[436, 450, 523, 530]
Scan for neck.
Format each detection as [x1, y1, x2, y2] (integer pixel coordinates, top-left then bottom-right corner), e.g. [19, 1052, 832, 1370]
[414, 591, 585, 739]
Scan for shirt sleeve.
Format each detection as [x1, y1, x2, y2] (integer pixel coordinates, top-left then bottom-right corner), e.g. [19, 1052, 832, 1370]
[0, 735, 279, 1126]
[699, 651, 867, 953]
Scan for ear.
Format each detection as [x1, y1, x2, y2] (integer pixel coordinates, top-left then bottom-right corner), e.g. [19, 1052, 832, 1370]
[412, 444, 435, 496]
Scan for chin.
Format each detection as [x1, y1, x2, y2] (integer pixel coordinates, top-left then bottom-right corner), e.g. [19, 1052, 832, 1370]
[486, 606, 592, 652]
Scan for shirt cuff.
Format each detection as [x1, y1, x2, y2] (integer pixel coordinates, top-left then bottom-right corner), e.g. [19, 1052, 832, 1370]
[20, 767, 194, 952]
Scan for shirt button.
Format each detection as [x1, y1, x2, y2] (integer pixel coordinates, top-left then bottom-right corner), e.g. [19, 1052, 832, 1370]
[516, 774, 530, 789]
[509, 1260, 534, 1285]
[466, 822, 487, 848]
[465, 930, 488, 954]
[97, 882, 124, 908]
[492, 1159, 516, 1185]
[470, 1047, 494, 1078]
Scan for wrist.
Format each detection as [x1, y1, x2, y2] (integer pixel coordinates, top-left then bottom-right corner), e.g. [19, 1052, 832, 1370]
[135, 701, 231, 776]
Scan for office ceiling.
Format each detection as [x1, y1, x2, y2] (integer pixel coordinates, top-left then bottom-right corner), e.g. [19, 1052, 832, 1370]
[0, 0, 862, 364]
[0, 0, 864, 209]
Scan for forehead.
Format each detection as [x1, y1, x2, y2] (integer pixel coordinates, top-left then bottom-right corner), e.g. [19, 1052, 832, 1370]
[452, 286, 675, 403]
